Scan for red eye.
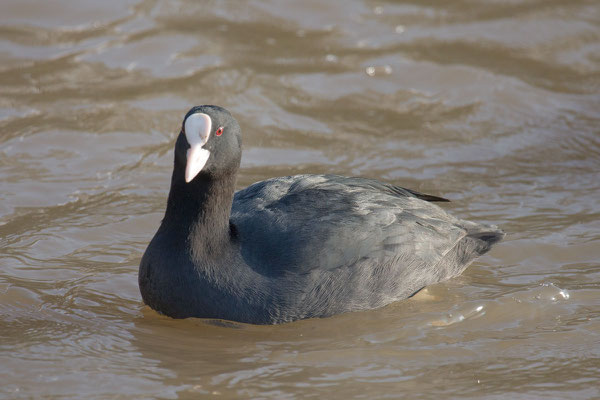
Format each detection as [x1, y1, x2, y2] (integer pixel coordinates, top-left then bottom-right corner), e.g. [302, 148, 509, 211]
[216, 127, 224, 136]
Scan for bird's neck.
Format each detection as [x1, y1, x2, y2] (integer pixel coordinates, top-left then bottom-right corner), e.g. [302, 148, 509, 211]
[162, 171, 236, 255]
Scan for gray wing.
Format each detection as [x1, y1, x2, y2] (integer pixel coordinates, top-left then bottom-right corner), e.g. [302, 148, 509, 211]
[231, 174, 499, 278]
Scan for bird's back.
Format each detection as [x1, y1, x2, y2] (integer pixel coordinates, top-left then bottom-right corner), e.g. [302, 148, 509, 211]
[230, 174, 503, 312]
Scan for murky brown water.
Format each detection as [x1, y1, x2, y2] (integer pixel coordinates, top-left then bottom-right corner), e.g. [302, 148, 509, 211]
[1, 0, 599, 398]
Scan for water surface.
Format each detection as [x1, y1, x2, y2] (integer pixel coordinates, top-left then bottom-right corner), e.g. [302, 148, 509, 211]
[1, 0, 599, 398]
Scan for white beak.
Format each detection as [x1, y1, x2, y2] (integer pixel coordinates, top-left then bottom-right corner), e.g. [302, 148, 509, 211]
[185, 145, 210, 183]
[184, 113, 212, 183]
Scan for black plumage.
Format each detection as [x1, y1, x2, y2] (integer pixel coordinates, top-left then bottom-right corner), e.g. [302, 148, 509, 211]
[139, 105, 504, 324]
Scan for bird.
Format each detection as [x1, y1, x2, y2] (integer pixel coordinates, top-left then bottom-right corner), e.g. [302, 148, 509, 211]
[139, 105, 504, 324]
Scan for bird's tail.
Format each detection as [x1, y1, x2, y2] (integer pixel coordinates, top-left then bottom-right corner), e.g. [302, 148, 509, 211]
[464, 223, 505, 256]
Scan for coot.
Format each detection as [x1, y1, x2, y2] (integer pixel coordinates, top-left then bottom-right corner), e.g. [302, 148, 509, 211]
[139, 105, 504, 324]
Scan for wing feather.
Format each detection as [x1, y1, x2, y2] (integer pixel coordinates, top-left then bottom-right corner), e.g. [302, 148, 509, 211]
[231, 175, 464, 277]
